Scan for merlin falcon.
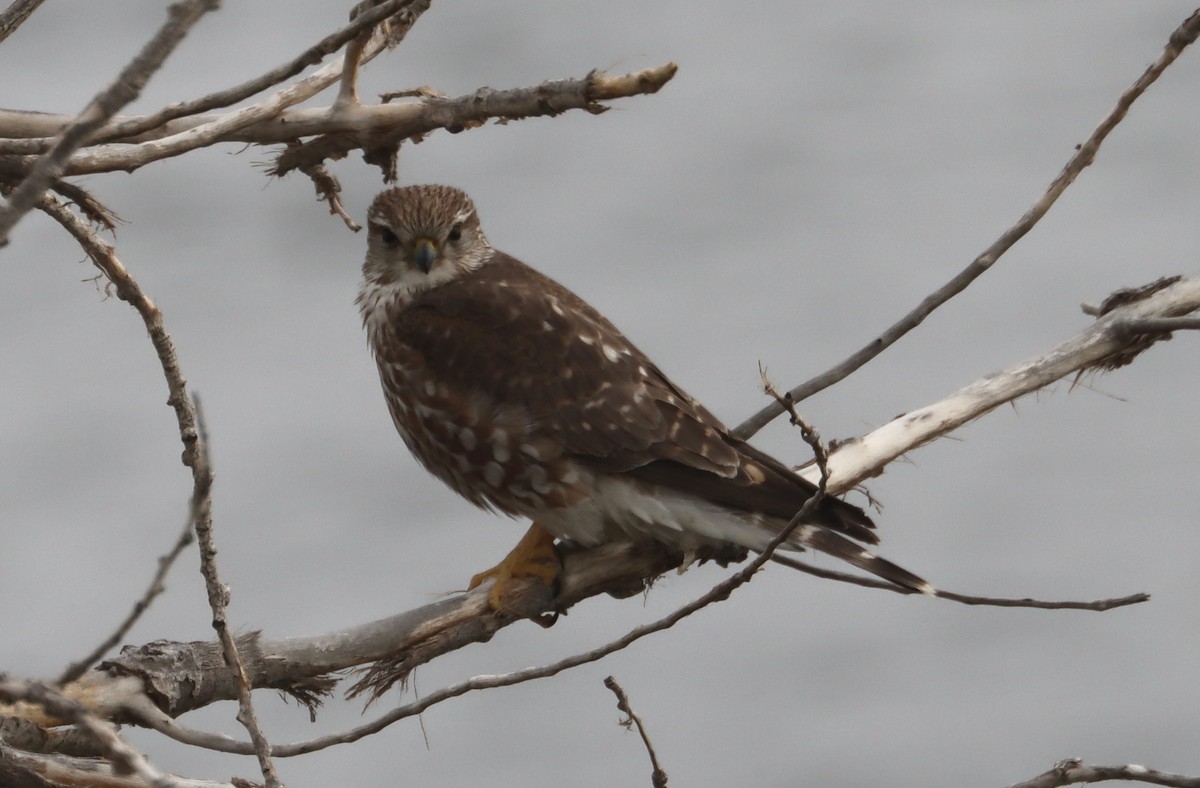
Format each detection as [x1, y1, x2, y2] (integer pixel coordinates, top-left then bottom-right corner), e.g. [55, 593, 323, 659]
[358, 185, 930, 608]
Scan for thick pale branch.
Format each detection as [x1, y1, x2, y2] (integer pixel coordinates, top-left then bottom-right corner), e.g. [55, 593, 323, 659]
[1011, 758, 1200, 788]
[0, 63, 678, 179]
[270, 62, 678, 178]
[802, 274, 1200, 492]
[0, 10, 419, 178]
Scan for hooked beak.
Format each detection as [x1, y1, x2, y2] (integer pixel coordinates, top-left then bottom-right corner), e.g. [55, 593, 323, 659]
[412, 238, 438, 274]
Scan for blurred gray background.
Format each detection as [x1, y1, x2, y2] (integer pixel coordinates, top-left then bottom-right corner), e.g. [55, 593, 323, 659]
[2, 2, 1199, 786]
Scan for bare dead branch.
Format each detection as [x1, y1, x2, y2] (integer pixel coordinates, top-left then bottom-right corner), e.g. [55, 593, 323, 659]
[0, 715, 104, 758]
[0, 0, 44, 45]
[1011, 758, 1200, 788]
[0, 0, 221, 245]
[299, 160, 361, 231]
[33, 195, 279, 785]
[0, 0, 429, 155]
[0, 62, 677, 191]
[604, 677, 668, 788]
[806, 275, 1200, 493]
[56, 516, 196, 685]
[139, 493, 826, 757]
[188, 400, 281, 788]
[35, 195, 200, 471]
[266, 63, 679, 179]
[0, 737, 236, 788]
[0, 678, 185, 788]
[760, 366, 829, 480]
[733, 8, 1200, 440]
[769, 555, 1149, 610]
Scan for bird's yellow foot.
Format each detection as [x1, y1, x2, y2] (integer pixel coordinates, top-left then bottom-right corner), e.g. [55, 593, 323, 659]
[469, 522, 560, 613]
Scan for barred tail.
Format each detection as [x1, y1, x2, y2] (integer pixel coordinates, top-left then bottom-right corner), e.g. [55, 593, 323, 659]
[788, 524, 935, 595]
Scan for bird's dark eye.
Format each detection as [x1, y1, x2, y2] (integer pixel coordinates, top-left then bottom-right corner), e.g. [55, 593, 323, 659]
[374, 225, 399, 245]
[447, 224, 463, 243]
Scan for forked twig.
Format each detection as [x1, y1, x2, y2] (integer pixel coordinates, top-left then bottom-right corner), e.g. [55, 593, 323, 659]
[605, 676, 668, 788]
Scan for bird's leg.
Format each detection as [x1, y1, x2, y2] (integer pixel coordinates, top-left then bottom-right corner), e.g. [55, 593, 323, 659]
[469, 522, 561, 612]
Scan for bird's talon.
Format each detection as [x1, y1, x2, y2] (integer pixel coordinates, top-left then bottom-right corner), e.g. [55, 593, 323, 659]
[469, 523, 561, 614]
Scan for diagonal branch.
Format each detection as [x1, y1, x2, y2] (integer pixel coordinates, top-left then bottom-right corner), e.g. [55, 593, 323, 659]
[604, 676, 669, 788]
[733, 8, 1200, 440]
[0, 0, 220, 245]
[807, 274, 1200, 492]
[770, 555, 1149, 610]
[0, 0, 45, 45]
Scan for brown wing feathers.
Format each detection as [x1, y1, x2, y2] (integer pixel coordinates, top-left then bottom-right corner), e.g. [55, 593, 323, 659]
[403, 253, 878, 545]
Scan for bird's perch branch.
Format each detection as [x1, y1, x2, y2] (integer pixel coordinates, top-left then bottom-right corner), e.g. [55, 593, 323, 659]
[7, 273, 1184, 751]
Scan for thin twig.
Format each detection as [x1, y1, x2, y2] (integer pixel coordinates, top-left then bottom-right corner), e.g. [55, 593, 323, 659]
[733, 8, 1200, 440]
[769, 555, 1149, 610]
[190, 398, 282, 787]
[760, 365, 828, 479]
[604, 677, 668, 788]
[0, 0, 220, 245]
[1010, 758, 1200, 788]
[56, 515, 196, 685]
[98, 0, 427, 145]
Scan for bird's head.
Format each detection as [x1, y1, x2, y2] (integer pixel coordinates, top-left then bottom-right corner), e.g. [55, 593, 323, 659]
[361, 185, 493, 300]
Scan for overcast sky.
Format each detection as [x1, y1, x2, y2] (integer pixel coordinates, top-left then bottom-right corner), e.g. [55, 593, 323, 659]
[2, 3, 1199, 786]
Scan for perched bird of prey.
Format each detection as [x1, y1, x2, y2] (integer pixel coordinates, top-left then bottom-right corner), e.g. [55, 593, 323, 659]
[358, 185, 930, 608]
